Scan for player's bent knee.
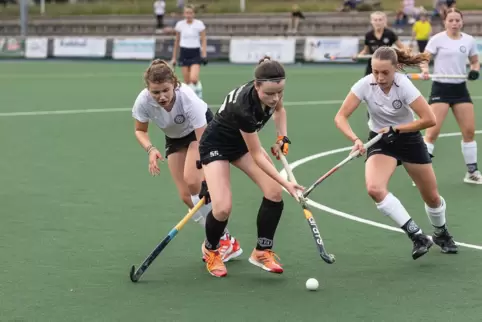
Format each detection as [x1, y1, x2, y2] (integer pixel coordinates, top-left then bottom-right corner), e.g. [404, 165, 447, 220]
[264, 188, 283, 203]
[212, 200, 232, 221]
[183, 174, 201, 195]
[461, 128, 476, 142]
[366, 184, 388, 203]
[422, 191, 441, 208]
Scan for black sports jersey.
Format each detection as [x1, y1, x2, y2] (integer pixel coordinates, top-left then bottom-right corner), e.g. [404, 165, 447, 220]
[364, 28, 398, 54]
[213, 80, 275, 135]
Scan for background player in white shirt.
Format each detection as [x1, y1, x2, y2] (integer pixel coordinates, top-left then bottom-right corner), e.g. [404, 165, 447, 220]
[171, 5, 207, 99]
[335, 46, 458, 259]
[420, 8, 481, 184]
[132, 59, 242, 262]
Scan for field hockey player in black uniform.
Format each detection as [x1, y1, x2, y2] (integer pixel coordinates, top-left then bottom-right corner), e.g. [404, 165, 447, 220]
[197, 56, 304, 278]
[356, 11, 406, 76]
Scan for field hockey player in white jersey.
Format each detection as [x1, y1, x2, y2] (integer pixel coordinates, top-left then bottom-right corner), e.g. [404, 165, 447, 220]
[171, 4, 207, 99]
[132, 59, 242, 262]
[420, 8, 481, 184]
[335, 46, 458, 259]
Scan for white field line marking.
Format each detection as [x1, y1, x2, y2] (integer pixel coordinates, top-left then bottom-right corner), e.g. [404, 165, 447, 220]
[279, 130, 482, 251]
[2, 96, 482, 117]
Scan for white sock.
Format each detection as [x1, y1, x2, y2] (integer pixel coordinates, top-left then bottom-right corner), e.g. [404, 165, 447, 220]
[425, 196, 446, 228]
[194, 81, 203, 98]
[424, 140, 435, 155]
[376, 192, 421, 235]
[189, 195, 229, 235]
[461, 140, 478, 173]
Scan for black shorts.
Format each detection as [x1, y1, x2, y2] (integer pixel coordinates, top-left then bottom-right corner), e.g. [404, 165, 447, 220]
[428, 81, 472, 106]
[366, 131, 432, 166]
[198, 121, 249, 165]
[178, 47, 202, 67]
[164, 108, 213, 157]
[417, 40, 428, 53]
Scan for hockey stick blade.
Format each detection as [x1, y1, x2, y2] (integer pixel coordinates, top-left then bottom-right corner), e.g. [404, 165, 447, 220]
[279, 153, 335, 264]
[300, 199, 335, 264]
[129, 198, 205, 283]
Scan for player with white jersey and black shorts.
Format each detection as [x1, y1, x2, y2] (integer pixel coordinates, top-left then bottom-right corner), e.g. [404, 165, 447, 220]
[420, 8, 481, 184]
[356, 11, 406, 76]
[132, 59, 242, 263]
[335, 46, 458, 259]
[197, 56, 304, 278]
[171, 4, 207, 99]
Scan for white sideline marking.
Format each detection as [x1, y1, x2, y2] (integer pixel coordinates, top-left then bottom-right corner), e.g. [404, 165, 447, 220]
[279, 130, 482, 251]
[0, 99, 343, 117]
[1, 96, 482, 117]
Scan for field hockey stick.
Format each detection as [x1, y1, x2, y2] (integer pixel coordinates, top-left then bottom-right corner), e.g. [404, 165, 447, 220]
[279, 153, 335, 264]
[129, 197, 206, 283]
[303, 133, 383, 199]
[324, 53, 372, 61]
[406, 73, 468, 80]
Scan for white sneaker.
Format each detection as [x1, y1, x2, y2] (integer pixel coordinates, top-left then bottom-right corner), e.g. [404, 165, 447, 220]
[464, 170, 482, 184]
[412, 181, 416, 187]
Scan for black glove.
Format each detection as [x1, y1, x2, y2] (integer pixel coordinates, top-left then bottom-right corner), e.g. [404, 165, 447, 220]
[198, 180, 211, 204]
[201, 57, 208, 66]
[468, 70, 479, 81]
[382, 126, 400, 144]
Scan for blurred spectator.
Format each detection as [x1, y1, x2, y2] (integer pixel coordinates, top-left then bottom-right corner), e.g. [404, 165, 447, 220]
[411, 11, 431, 52]
[289, 4, 305, 33]
[154, 0, 166, 31]
[339, 0, 362, 12]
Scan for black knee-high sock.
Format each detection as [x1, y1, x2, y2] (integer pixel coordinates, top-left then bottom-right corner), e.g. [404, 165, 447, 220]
[205, 211, 228, 250]
[256, 197, 284, 250]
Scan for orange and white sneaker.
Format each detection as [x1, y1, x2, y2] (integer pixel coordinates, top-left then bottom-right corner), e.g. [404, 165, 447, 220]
[221, 234, 243, 262]
[248, 248, 283, 274]
[202, 245, 227, 277]
[202, 234, 243, 263]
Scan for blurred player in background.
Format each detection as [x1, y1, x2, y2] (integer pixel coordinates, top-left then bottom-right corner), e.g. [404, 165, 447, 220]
[171, 4, 207, 99]
[411, 12, 431, 53]
[420, 8, 481, 184]
[356, 11, 406, 75]
[197, 57, 304, 277]
[335, 47, 458, 259]
[132, 60, 242, 262]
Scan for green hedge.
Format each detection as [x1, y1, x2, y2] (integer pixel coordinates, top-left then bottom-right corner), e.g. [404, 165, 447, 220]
[1, 0, 481, 17]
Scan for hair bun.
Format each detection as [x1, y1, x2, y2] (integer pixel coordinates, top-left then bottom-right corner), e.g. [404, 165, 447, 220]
[258, 56, 271, 64]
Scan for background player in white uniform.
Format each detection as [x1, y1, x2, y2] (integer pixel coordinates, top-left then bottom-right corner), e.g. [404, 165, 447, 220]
[335, 47, 458, 259]
[171, 5, 207, 99]
[132, 59, 242, 262]
[420, 8, 481, 184]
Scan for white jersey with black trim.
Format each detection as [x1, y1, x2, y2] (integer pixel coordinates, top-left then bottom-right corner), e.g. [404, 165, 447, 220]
[425, 31, 478, 84]
[175, 19, 205, 48]
[350, 72, 421, 132]
[132, 83, 208, 138]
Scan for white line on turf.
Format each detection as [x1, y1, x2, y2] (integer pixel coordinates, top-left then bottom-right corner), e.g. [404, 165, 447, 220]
[2, 96, 482, 117]
[279, 130, 482, 251]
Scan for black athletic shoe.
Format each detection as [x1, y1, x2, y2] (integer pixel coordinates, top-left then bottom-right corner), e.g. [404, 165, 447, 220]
[432, 231, 458, 254]
[411, 233, 433, 260]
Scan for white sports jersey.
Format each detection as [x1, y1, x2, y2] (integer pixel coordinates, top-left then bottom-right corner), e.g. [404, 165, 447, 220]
[132, 83, 208, 138]
[425, 32, 478, 84]
[351, 73, 421, 132]
[175, 19, 205, 48]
